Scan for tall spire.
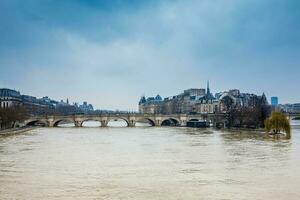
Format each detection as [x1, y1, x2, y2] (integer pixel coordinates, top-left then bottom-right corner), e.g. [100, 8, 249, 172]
[207, 80, 210, 95]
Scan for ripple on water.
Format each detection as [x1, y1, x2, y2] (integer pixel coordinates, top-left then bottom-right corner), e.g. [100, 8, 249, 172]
[0, 125, 300, 200]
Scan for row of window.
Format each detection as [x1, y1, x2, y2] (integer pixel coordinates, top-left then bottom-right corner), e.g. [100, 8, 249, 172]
[0, 101, 10, 108]
[0, 97, 16, 101]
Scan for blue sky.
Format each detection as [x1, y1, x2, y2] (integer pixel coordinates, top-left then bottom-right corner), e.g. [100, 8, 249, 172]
[0, 0, 299, 110]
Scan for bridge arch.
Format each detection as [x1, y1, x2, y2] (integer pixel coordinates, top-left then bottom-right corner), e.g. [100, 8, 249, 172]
[53, 119, 75, 127]
[292, 117, 300, 120]
[80, 119, 101, 127]
[189, 119, 201, 122]
[161, 118, 180, 126]
[26, 120, 48, 127]
[136, 117, 156, 126]
[107, 117, 130, 127]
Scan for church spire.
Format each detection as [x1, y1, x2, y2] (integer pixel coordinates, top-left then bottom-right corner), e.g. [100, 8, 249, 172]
[207, 80, 210, 95]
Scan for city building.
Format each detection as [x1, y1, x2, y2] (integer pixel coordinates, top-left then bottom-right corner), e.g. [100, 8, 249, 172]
[0, 88, 57, 110]
[139, 82, 219, 114]
[193, 82, 218, 114]
[138, 83, 268, 115]
[0, 88, 22, 108]
[79, 101, 94, 113]
[138, 95, 162, 114]
[271, 97, 279, 106]
[0, 88, 94, 115]
[280, 103, 300, 113]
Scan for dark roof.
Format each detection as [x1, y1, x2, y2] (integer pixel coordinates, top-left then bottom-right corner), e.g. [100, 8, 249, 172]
[0, 88, 21, 98]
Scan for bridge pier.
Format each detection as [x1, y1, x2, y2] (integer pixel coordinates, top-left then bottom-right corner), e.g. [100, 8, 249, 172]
[48, 122, 54, 128]
[212, 121, 217, 128]
[179, 120, 187, 127]
[154, 118, 161, 127]
[75, 121, 82, 127]
[128, 120, 136, 127]
[100, 120, 108, 127]
[47, 122, 54, 128]
[46, 117, 55, 128]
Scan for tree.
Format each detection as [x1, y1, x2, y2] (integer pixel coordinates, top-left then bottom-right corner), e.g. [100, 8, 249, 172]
[265, 112, 291, 139]
[0, 107, 29, 130]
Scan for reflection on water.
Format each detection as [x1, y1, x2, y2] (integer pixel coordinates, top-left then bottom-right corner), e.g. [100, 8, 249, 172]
[0, 121, 300, 200]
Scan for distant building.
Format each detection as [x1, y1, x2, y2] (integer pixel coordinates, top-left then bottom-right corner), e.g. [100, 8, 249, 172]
[138, 82, 269, 115]
[0, 88, 97, 115]
[280, 103, 300, 113]
[0, 88, 22, 108]
[271, 97, 279, 106]
[183, 88, 206, 97]
[139, 82, 220, 114]
[193, 81, 218, 114]
[139, 95, 162, 114]
[79, 101, 94, 113]
[0, 88, 64, 115]
[0, 88, 57, 110]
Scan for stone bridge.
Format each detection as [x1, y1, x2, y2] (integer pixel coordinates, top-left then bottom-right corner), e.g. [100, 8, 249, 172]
[24, 113, 228, 128]
[286, 113, 300, 121]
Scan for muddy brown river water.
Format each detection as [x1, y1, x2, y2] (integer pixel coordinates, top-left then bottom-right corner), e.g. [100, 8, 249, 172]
[1, 121, 300, 200]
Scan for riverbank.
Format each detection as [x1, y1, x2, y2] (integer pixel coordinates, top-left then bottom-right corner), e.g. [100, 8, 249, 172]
[0, 126, 36, 136]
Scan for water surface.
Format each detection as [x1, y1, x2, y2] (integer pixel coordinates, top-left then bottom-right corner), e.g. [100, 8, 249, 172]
[1, 121, 300, 200]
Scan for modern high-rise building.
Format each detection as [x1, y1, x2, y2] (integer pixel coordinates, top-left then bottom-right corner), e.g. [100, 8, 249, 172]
[271, 97, 279, 106]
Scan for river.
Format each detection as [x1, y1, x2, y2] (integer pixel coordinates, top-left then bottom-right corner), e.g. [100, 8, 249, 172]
[1, 121, 300, 200]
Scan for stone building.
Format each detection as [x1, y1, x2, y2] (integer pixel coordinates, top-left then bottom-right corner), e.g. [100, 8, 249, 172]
[79, 101, 94, 113]
[0, 88, 23, 108]
[217, 90, 268, 113]
[0, 88, 95, 115]
[139, 95, 163, 114]
[280, 103, 300, 113]
[138, 83, 268, 115]
[0, 88, 59, 115]
[139, 82, 219, 114]
[192, 82, 218, 114]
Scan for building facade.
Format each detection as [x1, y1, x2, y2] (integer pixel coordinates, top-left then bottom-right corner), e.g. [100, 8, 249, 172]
[271, 97, 279, 106]
[280, 103, 300, 113]
[0, 88, 94, 115]
[0, 89, 23, 108]
[139, 83, 268, 115]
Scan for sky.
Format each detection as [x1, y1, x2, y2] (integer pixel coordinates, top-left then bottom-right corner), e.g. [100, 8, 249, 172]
[0, 0, 299, 110]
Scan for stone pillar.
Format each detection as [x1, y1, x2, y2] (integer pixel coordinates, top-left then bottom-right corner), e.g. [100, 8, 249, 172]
[154, 117, 162, 127]
[154, 120, 161, 127]
[179, 115, 188, 127]
[47, 121, 54, 127]
[46, 116, 55, 128]
[213, 121, 217, 128]
[179, 120, 187, 127]
[101, 120, 108, 127]
[75, 121, 82, 127]
[127, 116, 136, 127]
[128, 120, 136, 127]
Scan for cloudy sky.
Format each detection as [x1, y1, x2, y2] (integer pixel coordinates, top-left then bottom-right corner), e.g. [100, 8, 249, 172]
[0, 0, 299, 110]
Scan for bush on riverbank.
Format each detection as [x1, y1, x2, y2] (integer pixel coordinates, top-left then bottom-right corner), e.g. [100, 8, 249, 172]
[265, 112, 291, 139]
